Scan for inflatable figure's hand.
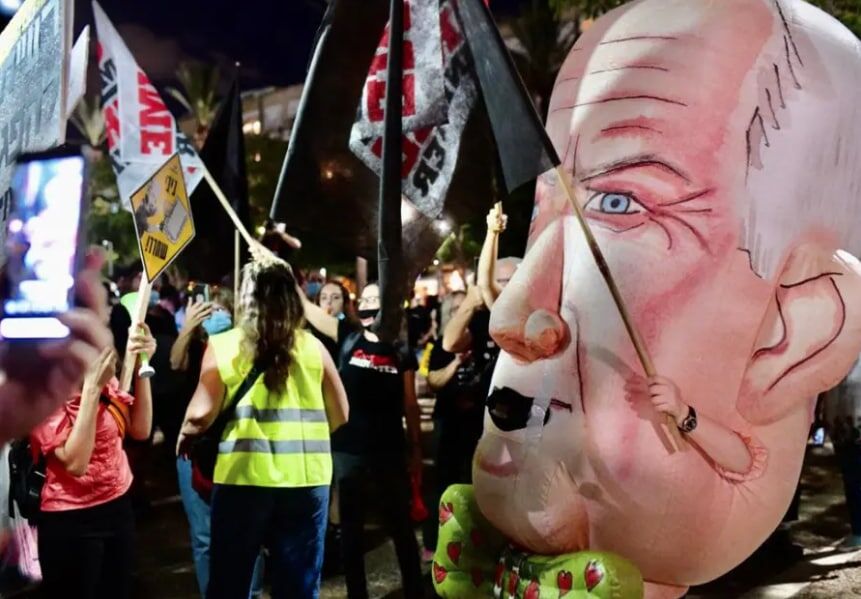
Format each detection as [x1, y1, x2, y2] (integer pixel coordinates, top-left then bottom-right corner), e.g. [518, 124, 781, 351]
[648, 375, 688, 427]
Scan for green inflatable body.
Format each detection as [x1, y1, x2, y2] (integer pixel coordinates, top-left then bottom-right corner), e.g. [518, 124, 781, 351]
[433, 485, 644, 598]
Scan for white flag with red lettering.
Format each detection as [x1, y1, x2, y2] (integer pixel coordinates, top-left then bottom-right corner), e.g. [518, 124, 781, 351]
[92, 1, 203, 205]
[349, 0, 478, 219]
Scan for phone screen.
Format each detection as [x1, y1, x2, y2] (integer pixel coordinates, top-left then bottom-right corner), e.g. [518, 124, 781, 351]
[189, 283, 210, 304]
[1, 153, 86, 339]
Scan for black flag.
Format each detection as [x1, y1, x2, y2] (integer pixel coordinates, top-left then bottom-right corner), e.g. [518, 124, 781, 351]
[454, 0, 560, 191]
[183, 75, 250, 284]
[270, 0, 497, 283]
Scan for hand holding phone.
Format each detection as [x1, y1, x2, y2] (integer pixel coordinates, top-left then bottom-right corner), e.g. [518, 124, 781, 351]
[1, 146, 87, 340]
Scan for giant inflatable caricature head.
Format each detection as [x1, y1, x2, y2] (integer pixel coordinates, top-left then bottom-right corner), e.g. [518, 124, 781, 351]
[476, 0, 861, 595]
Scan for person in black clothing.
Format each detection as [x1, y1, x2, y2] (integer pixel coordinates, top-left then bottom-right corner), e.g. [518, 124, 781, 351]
[302, 282, 424, 599]
[421, 290, 485, 555]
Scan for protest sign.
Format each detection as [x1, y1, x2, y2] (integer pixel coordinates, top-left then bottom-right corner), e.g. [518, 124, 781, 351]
[129, 154, 195, 283]
[0, 0, 72, 249]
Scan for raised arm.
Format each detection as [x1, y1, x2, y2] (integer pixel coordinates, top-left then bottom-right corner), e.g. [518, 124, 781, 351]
[477, 206, 507, 309]
[126, 323, 156, 441]
[442, 285, 484, 353]
[318, 338, 349, 432]
[54, 349, 114, 477]
[171, 300, 213, 371]
[299, 284, 339, 342]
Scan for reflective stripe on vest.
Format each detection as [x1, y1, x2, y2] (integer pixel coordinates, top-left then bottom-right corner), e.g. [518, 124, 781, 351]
[231, 406, 328, 423]
[209, 328, 332, 488]
[219, 439, 332, 455]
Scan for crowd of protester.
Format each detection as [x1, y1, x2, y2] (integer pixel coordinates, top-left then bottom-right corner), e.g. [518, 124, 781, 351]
[0, 204, 516, 599]
[1, 201, 860, 599]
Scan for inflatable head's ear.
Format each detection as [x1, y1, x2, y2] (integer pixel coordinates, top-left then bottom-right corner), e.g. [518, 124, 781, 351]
[739, 247, 861, 425]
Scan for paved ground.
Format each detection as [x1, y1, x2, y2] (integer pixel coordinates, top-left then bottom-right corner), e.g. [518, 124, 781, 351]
[13, 402, 861, 598]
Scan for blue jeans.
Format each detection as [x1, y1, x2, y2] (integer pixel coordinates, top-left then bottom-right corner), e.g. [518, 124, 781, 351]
[207, 483, 329, 599]
[176, 458, 264, 597]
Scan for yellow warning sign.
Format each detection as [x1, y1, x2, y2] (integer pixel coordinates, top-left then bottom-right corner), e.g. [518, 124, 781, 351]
[130, 154, 196, 282]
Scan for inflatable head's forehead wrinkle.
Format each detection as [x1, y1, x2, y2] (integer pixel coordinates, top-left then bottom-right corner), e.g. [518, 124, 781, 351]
[476, 0, 861, 596]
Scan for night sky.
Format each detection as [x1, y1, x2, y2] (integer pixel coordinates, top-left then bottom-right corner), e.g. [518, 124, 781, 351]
[2, 0, 530, 90]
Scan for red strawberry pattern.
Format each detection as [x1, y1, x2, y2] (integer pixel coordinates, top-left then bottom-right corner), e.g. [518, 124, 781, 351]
[508, 570, 519, 596]
[584, 560, 604, 592]
[447, 541, 463, 565]
[470, 527, 483, 548]
[495, 562, 505, 587]
[524, 579, 540, 599]
[471, 567, 484, 587]
[433, 561, 448, 584]
[557, 570, 573, 596]
[439, 502, 454, 525]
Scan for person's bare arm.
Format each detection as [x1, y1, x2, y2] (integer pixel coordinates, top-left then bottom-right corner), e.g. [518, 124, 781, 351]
[171, 300, 213, 371]
[647, 376, 752, 474]
[176, 343, 225, 456]
[427, 354, 464, 392]
[441, 286, 484, 353]
[126, 324, 156, 440]
[318, 338, 349, 432]
[477, 207, 507, 309]
[299, 285, 339, 342]
[54, 349, 114, 477]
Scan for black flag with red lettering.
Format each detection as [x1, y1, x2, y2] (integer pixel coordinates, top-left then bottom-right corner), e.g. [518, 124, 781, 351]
[270, 0, 496, 277]
[270, 0, 557, 276]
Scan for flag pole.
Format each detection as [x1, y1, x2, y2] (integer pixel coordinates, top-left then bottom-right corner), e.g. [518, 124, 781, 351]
[202, 165, 256, 248]
[375, 0, 406, 344]
[119, 276, 155, 392]
[554, 166, 685, 452]
[234, 229, 241, 319]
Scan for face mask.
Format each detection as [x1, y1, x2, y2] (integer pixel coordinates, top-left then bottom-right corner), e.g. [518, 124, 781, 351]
[149, 290, 160, 306]
[202, 311, 233, 336]
[306, 282, 322, 298]
[357, 308, 379, 323]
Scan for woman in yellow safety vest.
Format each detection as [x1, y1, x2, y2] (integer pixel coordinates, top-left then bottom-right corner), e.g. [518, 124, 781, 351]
[177, 260, 349, 599]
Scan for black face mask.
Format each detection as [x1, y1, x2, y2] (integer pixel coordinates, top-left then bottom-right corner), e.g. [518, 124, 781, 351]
[357, 309, 379, 322]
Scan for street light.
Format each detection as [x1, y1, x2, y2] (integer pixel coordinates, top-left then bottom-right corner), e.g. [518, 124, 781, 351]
[101, 240, 114, 277]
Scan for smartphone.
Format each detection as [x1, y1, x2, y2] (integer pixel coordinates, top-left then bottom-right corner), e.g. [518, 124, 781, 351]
[189, 283, 211, 304]
[0, 146, 88, 340]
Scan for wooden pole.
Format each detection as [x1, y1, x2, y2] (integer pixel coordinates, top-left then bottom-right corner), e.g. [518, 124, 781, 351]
[119, 276, 153, 392]
[202, 165, 256, 248]
[234, 229, 241, 320]
[554, 165, 685, 452]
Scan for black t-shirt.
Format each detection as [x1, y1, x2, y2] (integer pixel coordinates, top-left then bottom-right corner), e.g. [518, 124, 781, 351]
[428, 343, 484, 421]
[468, 309, 499, 400]
[332, 325, 418, 456]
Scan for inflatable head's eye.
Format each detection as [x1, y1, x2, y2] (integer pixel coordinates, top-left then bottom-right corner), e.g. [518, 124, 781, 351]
[587, 192, 645, 215]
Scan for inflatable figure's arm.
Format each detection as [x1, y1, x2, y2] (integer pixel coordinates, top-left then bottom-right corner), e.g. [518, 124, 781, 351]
[646, 376, 763, 477]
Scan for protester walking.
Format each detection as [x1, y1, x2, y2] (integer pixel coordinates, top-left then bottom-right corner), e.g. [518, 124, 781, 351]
[178, 260, 348, 599]
[304, 282, 425, 599]
[30, 324, 156, 599]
